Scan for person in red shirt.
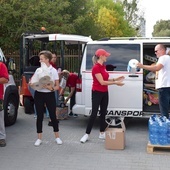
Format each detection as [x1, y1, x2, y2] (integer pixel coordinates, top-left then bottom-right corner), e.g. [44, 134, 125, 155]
[80, 49, 125, 143]
[59, 70, 78, 117]
[0, 62, 9, 147]
[50, 53, 57, 69]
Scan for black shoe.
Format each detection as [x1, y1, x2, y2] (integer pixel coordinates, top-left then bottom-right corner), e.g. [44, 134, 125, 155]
[73, 114, 78, 118]
[0, 139, 6, 147]
[68, 112, 74, 117]
[48, 121, 53, 126]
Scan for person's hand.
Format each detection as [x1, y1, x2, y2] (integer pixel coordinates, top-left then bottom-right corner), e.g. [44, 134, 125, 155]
[64, 98, 69, 104]
[43, 83, 53, 91]
[115, 81, 124, 86]
[136, 62, 143, 68]
[115, 76, 125, 82]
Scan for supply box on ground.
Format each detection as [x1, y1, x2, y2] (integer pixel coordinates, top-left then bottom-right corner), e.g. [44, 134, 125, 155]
[105, 128, 125, 150]
[56, 107, 68, 120]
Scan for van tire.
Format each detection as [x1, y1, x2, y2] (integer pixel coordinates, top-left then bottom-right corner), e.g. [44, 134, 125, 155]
[4, 94, 18, 126]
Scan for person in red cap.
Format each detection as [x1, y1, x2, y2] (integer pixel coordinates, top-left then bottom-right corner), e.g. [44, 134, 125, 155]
[80, 49, 125, 143]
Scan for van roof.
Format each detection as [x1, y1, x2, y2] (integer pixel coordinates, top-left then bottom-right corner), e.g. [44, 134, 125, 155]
[87, 37, 170, 45]
[24, 33, 92, 44]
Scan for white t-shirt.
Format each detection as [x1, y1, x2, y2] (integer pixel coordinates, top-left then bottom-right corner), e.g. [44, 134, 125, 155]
[155, 54, 170, 89]
[37, 65, 59, 93]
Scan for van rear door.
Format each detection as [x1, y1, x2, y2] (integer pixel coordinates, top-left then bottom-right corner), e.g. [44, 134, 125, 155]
[85, 41, 143, 117]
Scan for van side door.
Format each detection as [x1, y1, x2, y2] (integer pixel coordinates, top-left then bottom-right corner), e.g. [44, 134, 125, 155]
[85, 42, 143, 117]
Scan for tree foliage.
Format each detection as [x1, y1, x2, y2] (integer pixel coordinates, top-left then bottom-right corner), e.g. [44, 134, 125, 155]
[93, 0, 136, 38]
[152, 20, 170, 37]
[123, 0, 139, 26]
[0, 0, 71, 49]
[122, 0, 144, 36]
[0, 0, 140, 50]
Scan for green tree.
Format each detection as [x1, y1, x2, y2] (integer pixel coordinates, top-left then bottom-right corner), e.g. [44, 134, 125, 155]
[122, 0, 144, 35]
[123, 0, 139, 26]
[93, 0, 136, 38]
[0, 0, 71, 50]
[152, 20, 170, 37]
[0, 0, 137, 50]
[64, 0, 98, 38]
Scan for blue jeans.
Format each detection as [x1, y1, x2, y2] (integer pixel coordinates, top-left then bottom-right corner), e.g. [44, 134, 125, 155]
[158, 87, 170, 118]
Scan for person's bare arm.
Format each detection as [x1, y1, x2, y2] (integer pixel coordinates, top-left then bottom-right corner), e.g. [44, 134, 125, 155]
[0, 77, 8, 84]
[137, 62, 163, 72]
[96, 73, 124, 86]
[65, 87, 75, 103]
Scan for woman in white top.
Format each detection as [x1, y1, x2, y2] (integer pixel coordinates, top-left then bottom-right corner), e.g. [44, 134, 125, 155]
[30, 50, 62, 146]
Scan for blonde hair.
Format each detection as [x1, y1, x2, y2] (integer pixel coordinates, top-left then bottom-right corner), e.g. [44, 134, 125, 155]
[92, 55, 98, 65]
[39, 50, 52, 61]
[62, 69, 70, 74]
[60, 69, 70, 80]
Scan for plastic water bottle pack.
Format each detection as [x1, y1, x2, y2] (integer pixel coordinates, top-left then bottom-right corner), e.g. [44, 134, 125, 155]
[148, 114, 170, 145]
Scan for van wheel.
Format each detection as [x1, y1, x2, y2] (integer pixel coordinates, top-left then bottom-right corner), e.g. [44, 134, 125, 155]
[105, 116, 124, 126]
[4, 94, 18, 126]
[23, 97, 32, 114]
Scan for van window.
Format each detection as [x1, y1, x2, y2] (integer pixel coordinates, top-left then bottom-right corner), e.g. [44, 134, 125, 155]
[86, 44, 140, 71]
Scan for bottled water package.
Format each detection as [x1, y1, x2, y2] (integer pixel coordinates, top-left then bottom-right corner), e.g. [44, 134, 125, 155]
[148, 115, 170, 145]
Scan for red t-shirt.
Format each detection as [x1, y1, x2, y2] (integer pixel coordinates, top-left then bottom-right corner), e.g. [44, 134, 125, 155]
[0, 62, 9, 99]
[50, 62, 57, 69]
[92, 63, 109, 92]
[66, 73, 78, 88]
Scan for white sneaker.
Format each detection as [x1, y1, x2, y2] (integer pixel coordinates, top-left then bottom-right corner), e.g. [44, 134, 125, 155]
[80, 134, 89, 143]
[99, 132, 105, 139]
[55, 138, 63, 145]
[34, 139, 42, 146]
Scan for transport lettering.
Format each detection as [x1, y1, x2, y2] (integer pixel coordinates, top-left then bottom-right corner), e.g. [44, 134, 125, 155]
[88, 110, 143, 117]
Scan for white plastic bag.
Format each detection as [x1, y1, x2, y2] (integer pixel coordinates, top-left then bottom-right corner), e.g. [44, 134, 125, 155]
[30, 62, 54, 90]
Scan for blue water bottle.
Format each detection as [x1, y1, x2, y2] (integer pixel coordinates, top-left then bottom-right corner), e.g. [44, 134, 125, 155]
[166, 119, 170, 144]
[158, 116, 168, 145]
[148, 115, 159, 144]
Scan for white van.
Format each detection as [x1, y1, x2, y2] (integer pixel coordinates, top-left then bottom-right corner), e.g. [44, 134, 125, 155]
[73, 37, 170, 118]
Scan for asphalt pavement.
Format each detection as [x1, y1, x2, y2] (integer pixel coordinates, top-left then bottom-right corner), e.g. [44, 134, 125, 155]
[0, 106, 169, 170]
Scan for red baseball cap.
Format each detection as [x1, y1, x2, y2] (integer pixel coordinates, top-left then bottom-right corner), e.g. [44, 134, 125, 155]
[95, 49, 110, 57]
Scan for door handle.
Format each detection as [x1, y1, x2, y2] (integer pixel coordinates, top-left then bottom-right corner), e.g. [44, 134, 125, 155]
[128, 75, 139, 77]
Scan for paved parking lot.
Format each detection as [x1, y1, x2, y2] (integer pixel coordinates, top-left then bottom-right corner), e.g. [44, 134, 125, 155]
[0, 106, 169, 170]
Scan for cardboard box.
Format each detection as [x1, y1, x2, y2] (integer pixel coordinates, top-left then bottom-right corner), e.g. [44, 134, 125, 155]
[105, 127, 125, 150]
[56, 107, 68, 120]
